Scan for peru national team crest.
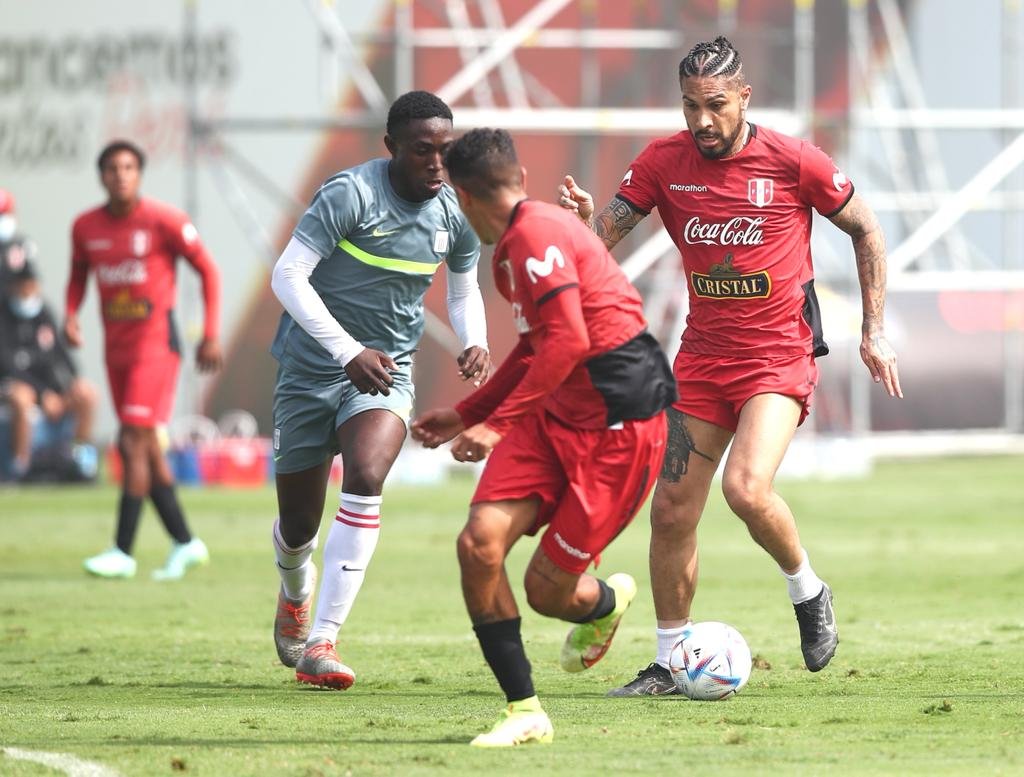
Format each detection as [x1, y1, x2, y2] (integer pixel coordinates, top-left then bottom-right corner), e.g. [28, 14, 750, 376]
[747, 178, 774, 208]
[132, 230, 150, 257]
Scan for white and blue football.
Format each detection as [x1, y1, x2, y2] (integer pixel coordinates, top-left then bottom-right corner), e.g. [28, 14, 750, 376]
[668, 621, 752, 700]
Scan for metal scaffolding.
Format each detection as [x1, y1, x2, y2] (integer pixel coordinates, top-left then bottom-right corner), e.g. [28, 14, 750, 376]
[190, 0, 1024, 441]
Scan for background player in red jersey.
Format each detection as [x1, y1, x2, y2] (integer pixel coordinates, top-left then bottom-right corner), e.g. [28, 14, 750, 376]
[558, 36, 903, 694]
[411, 128, 676, 746]
[65, 140, 223, 580]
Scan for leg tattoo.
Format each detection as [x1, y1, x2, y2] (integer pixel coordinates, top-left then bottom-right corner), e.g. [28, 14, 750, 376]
[660, 409, 714, 482]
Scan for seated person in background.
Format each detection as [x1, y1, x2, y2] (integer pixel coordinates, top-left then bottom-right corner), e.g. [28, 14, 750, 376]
[1, 188, 40, 295]
[0, 257, 98, 480]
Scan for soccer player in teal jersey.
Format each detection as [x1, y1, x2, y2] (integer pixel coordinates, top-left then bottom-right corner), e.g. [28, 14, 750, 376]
[269, 91, 490, 688]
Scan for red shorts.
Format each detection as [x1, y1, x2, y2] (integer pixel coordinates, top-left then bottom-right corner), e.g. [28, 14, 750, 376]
[106, 356, 180, 428]
[472, 410, 667, 574]
[672, 350, 817, 432]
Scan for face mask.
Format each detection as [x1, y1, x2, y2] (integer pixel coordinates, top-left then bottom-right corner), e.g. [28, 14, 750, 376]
[0, 214, 16, 242]
[9, 294, 43, 319]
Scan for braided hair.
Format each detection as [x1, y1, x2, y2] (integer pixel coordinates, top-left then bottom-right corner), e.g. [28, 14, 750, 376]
[678, 36, 744, 84]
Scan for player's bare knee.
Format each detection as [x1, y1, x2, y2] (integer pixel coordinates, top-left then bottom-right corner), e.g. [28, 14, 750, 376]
[650, 489, 701, 536]
[456, 524, 503, 574]
[6, 381, 35, 412]
[70, 379, 98, 410]
[722, 473, 770, 520]
[341, 466, 388, 496]
[118, 427, 148, 457]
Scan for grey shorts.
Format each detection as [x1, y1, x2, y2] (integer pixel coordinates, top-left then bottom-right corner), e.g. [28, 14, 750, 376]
[271, 361, 414, 474]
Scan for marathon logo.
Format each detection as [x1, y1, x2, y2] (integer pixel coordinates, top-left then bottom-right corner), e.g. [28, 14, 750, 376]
[690, 254, 771, 299]
[552, 532, 591, 561]
[103, 290, 152, 320]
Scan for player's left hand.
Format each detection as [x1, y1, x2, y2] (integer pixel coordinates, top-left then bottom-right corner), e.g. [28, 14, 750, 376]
[196, 338, 223, 373]
[410, 407, 464, 448]
[458, 346, 490, 387]
[860, 332, 903, 398]
[450, 422, 502, 463]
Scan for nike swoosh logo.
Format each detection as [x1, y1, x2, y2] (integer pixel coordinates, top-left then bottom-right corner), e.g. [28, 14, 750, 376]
[273, 455, 283, 462]
[341, 565, 364, 572]
[372, 226, 397, 237]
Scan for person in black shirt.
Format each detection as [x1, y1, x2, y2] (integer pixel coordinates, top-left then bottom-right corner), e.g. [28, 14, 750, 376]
[1, 256, 97, 480]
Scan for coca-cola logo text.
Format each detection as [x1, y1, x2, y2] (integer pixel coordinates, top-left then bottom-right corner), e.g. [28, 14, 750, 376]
[683, 216, 765, 246]
[97, 259, 147, 286]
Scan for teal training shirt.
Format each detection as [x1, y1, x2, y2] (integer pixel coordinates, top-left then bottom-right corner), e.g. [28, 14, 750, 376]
[270, 158, 481, 377]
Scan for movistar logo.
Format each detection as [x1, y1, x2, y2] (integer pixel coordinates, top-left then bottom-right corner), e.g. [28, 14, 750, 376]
[372, 226, 397, 237]
[525, 245, 566, 284]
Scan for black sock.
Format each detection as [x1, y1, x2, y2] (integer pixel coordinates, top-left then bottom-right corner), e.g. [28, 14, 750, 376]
[570, 579, 616, 624]
[115, 493, 143, 555]
[473, 617, 535, 703]
[149, 484, 192, 544]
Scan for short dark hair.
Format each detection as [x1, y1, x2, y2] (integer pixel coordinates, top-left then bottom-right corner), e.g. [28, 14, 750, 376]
[444, 128, 521, 199]
[679, 35, 744, 84]
[97, 140, 146, 172]
[386, 91, 453, 136]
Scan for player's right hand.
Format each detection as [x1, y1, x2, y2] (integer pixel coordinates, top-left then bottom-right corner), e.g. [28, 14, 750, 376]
[344, 348, 397, 396]
[63, 315, 83, 347]
[410, 407, 464, 448]
[558, 174, 595, 223]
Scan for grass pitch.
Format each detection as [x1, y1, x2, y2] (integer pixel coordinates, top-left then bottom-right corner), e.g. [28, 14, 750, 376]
[1, 456, 1023, 776]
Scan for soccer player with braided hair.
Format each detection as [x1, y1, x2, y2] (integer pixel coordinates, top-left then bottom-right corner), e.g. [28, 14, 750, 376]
[559, 35, 902, 695]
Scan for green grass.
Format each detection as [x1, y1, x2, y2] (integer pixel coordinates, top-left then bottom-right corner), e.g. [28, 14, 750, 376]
[1, 456, 1023, 776]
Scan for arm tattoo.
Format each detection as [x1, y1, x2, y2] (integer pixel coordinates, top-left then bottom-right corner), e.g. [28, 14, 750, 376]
[830, 193, 887, 337]
[660, 408, 714, 483]
[593, 197, 645, 252]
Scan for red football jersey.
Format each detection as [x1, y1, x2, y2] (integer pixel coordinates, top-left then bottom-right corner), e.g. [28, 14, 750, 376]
[487, 200, 649, 431]
[617, 124, 853, 358]
[66, 198, 220, 367]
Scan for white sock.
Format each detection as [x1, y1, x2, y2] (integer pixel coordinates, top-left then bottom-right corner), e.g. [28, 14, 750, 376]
[655, 624, 690, 669]
[272, 519, 318, 600]
[781, 549, 825, 604]
[307, 492, 382, 645]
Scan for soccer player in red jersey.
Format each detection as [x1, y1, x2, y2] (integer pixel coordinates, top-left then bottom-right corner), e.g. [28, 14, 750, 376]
[558, 36, 903, 693]
[411, 129, 676, 746]
[64, 140, 223, 580]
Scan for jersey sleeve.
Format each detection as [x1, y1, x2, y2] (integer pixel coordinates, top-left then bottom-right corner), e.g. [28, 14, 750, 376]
[454, 337, 533, 428]
[480, 221, 591, 435]
[614, 141, 660, 215]
[161, 208, 221, 342]
[445, 216, 481, 273]
[292, 174, 363, 258]
[162, 207, 203, 259]
[798, 142, 855, 218]
[484, 285, 590, 436]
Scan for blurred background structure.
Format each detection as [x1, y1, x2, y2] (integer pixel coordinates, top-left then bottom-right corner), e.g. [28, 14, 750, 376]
[3, 0, 1023, 478]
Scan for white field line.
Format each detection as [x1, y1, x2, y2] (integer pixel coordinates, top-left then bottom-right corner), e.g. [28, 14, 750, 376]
[2, 747, 121, 777]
